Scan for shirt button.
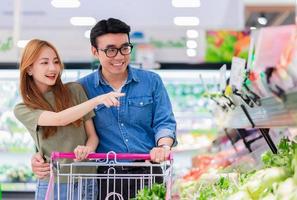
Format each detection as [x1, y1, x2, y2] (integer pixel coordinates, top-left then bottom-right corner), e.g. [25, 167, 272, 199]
[140, 102, 143, 106]
[121, 123, 124, 126]
[125, 139, 128, 142]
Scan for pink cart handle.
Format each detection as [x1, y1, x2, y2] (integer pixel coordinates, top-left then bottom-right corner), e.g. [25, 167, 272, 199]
[51, 152, 173, 161]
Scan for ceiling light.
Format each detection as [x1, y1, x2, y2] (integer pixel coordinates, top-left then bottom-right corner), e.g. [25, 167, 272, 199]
[174, 17, 199, 26]
[17, 40, 29, 48]
[258, 17, 267, 25]
[172, 0, 200, 8]
[187, 49, 197, 57]
[51, 0, 80, 8]
[84, 30, 91, 38]
[250, 26, 256, 30]
[70, 17, 96, 26]
[258, 14, 267, 25]
[186, 40, 197, 48]
[186, 30, 199, 38]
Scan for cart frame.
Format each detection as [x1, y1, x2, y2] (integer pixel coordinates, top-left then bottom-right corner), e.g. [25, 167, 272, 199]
[45, 151, 173, 200]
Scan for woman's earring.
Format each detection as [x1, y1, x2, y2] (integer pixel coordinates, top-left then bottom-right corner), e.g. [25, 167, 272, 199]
[28, 72, 32, 76]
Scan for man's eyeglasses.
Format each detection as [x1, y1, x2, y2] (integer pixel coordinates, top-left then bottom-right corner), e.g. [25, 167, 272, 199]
[98, 44, 133, 58]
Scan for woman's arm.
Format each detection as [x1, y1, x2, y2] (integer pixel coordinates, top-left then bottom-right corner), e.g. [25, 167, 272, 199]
[84, 119, 99, 151]
[38, 91, 124, 126]
[74, 119, 99, 161]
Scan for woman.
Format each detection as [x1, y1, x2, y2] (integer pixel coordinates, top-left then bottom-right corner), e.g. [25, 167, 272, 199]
[14, 39, 124, 199]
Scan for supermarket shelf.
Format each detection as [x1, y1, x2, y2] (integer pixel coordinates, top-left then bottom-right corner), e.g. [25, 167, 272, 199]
[1, 182, 35, 192]
[219, 90, 297, 129]
[2, 191, 34, 200]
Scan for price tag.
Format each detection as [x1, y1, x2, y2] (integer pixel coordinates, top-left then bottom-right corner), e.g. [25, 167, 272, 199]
[219, 64, 226, 92]
[229, 57, 246, 90]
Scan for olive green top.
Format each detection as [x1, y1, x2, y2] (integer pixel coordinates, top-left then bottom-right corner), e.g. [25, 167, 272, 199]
[14, 82, 97, 183]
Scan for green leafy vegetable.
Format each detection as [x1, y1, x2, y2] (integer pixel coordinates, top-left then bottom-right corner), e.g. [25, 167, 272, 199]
[133, 184, 166, 200]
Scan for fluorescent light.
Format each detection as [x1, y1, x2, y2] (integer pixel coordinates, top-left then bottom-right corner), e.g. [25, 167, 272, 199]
[51, 0, 80, 8]
[187, 49, 197, 57]
[186, 40, 197, 48]
[84, 30, 91, 38]
[17, 40, 30, 48]
[258, 16, 267, 25]
[70, 17, 96, 26]
[250, 26, 256, 30]
[174, 17, 199, 26]
[172, 0, 200, 8]
[186, 30, 199, 38]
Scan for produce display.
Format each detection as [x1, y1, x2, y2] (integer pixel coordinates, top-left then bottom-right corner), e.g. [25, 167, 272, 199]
[0, 79, 36, 191]
[205, 31, 250, 63]
[0, 164, 35, 183]
[5, 165, 35, 183]
[165, 83, 211, 114]
[175, 138, 297, 200]
[0, 81, 35, 153]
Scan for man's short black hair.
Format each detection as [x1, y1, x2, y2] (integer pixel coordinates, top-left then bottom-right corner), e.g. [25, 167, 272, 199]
[90, 18, 131, 48]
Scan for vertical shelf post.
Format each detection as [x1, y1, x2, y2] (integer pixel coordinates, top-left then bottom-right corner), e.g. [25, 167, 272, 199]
[259, 128, 277, 154]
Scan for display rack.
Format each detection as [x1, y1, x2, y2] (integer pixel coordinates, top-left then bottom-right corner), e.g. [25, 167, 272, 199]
[216, 90, 297, 154]
[220, 90, 297, 129]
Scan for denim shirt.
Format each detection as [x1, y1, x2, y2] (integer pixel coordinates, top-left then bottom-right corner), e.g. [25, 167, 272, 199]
[78, 66, 177, 154]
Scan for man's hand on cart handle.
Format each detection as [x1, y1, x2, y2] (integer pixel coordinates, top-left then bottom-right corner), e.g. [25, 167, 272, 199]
[150, 145, 171, 163]
[150, 137, 173, 163]
[31, 152, 50, 179]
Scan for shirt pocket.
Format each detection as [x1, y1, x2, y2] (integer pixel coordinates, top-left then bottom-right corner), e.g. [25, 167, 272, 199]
[128, 96, 153, 125]
[94, 104, 113, 128]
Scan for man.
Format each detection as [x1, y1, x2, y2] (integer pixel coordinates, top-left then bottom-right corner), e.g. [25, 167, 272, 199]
[31, 18, 176, 199]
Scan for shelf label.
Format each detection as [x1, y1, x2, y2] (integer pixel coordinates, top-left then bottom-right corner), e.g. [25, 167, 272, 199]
[230, 57, 246, 90]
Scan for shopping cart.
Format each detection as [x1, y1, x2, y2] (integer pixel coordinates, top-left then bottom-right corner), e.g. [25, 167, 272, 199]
[45, 151, 173, 200]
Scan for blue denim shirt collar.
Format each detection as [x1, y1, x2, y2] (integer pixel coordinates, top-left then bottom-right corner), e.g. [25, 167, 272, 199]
[94, 65, 139, 87]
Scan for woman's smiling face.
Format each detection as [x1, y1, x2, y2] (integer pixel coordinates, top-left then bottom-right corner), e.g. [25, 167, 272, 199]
[28, 46, 61, 93]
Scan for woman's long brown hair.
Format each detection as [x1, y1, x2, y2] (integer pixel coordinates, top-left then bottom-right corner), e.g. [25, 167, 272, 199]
[19, 39, 81, 139]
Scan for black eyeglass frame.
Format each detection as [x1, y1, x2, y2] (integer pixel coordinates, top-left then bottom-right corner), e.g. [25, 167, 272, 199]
[97, 43, 134, 58]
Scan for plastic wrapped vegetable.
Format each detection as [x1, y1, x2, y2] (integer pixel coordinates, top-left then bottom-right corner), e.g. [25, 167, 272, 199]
[241, 167, 289, 199]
